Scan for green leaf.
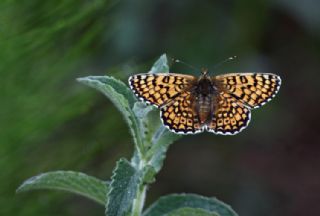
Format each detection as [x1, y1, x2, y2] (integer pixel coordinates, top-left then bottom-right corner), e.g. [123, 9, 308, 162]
[77, 75, 145, 155]
[106, 158, 143, 216]
[168, 208, 219, 216]
[150, 53, 170, 73]
[146, 126, 181, 172]
[16, 171, 108, 205]
[143, 194, 238, 216]
[132, 102, 158, 148]
[77, 75, 136, 108]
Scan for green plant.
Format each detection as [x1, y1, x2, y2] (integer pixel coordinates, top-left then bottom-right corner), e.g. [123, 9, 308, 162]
[17, 54, 238, 216]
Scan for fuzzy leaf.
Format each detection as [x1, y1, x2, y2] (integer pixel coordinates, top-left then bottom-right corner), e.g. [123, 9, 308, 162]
[168, 208, 219, 216]
[147, 126, 181, 172]
[150, 54, 170, 73]
[132, 102, 158, 148]
[16, 171, 108, 205]
[143, 194, 238, 216]
[77, 75, 136, 108]
[106, 158, 142, 216]
[77, 76, 145, 154]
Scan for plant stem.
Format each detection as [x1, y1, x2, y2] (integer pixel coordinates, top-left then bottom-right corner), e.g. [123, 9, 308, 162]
[130, 158, 148, 216]
[131, 184, 147, 216]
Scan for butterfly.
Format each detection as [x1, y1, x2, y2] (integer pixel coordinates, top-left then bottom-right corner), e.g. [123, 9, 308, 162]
[128, 69, 281, 135]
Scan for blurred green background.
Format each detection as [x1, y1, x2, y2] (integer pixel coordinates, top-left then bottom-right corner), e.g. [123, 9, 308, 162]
[1, 0, 320, 215]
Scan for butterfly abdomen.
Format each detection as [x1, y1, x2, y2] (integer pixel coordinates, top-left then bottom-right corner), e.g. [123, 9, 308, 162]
[192, 77, 217, 124]
[197, 94, 212, 124]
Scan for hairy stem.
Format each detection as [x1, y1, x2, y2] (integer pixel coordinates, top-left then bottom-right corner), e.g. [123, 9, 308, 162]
[131, 184, 147, 216]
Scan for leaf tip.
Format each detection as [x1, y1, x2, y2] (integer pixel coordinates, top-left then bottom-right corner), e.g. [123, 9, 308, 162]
[76, 77, 87, 83]
[16, 174, 44, 193]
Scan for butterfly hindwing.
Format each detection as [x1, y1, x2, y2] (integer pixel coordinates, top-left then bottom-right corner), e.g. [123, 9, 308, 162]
[215, 73, 281, 109]
[160, 91, 203, 134]
[207, 92, 251, 135]
[129, 73, 195, 107]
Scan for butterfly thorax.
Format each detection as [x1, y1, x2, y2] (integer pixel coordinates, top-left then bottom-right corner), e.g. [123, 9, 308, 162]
[192, 75, 218, 125]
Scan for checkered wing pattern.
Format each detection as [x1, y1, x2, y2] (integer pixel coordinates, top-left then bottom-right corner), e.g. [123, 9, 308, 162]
[129, 73, 196, 107]
[207, 92, 251, 135]
[215, 73, 281, 109]
[160, 91, 203, 134]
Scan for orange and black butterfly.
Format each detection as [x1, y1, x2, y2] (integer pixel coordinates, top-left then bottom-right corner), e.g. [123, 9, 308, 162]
[128, 69, 281, 135]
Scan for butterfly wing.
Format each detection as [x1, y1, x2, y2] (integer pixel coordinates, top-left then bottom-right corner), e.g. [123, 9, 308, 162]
[160, 91, 203, 134]
[215, 73, 281, 109]
[129, 73, 196, 107]
[207, 92, 251, 135]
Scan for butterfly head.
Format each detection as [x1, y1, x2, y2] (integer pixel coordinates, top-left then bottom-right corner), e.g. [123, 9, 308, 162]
[200, 68, 209, 78]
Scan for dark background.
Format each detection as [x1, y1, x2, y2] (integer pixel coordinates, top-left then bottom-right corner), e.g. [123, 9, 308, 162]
[1, 0, 320, 215]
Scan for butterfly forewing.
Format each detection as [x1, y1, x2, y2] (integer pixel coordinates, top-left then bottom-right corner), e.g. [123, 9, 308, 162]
[207, 92, 251, 135]
[160, 91, 203, 134]
[129, 73, 196, 107]
[215, 73, 281, 108]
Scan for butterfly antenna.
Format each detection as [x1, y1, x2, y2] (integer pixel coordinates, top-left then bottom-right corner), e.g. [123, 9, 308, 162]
[172, 58, 200, 71]
[213, 56, 237, 69]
